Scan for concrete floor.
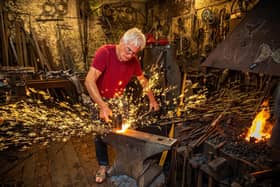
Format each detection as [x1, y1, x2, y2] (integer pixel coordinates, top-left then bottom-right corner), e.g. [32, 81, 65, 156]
[0, 135, 115, 187]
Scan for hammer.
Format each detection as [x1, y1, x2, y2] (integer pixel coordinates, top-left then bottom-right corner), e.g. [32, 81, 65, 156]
[111, 114, 122, 130]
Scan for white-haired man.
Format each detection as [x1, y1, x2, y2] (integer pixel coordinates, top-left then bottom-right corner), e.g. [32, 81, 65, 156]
[85, 27, 159, 183]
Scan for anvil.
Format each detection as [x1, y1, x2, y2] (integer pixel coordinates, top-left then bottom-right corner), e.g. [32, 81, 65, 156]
[103, 129, 177, 187]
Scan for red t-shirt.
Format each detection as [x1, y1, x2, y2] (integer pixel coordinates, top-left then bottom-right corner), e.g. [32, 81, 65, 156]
[91, 44, 143, 98]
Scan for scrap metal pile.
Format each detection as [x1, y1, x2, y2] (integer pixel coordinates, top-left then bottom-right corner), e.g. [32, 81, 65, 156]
[174, 76, 278, 186]
[178, 82, 275, 167]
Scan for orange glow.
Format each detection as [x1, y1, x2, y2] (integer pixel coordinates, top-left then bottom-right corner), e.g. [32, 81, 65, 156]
[116, 122, 130, 133]
[118, 81, 123, 86]
[245, 100, 273, 143]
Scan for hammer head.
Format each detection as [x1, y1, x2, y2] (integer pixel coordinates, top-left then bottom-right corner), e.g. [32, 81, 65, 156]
[112, 114, 122, 130]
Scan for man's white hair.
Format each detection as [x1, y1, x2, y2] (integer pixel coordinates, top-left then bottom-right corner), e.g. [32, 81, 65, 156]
[121, 28, 146, 50]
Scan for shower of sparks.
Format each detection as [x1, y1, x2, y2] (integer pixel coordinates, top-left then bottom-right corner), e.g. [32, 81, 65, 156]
[0, 62, 209, 152]
[0, 88, 106, 151]
[0, 64, 183, 151]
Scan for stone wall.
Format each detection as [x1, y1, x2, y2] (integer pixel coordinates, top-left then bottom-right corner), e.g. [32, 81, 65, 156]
[145, 0, 259, 69]
[3, 0, 86, 71]
[1, 0, 259, 73]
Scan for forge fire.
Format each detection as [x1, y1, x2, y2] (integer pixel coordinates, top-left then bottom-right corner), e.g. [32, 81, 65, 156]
[245, 100, 274, 143]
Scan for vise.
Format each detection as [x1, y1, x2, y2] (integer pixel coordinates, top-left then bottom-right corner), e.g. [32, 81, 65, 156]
[0, 66, 34, 103]
[103, 129, 177, 187]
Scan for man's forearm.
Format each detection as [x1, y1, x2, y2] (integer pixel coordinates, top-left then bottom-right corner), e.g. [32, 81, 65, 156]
[143, 82, 159, 111]
[137, 74, 157, 102]
[85, 82, 106, 108]
[84, 67, 113, 121]
[146, 89, 156, 102]
[84, 67, 107, 108]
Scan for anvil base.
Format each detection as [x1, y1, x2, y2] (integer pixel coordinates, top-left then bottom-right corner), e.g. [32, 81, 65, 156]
[103, 129, 177, 187]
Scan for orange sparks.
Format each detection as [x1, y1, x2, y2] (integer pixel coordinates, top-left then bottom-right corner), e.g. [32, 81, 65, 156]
[116, 122, 131, 133]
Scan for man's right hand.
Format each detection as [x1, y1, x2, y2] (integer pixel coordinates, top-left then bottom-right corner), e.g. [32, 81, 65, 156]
[99, 104, 112, 122]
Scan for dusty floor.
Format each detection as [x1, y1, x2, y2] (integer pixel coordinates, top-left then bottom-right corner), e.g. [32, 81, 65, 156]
[0, 135, 116, 187]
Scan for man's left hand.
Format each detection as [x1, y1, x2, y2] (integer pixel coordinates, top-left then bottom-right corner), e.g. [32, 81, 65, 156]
[149, 100, 160, 111]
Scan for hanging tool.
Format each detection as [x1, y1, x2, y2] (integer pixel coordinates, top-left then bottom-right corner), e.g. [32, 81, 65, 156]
[30, 28, 52, 71]
[1, 9, 9, 66]
[76, 0, 90, 70]
[9, 37, 18, 63]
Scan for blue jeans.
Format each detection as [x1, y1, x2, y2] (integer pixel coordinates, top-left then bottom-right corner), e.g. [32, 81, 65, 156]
[95, 135, 109, 166]
[90, 104, 109, 166]
[92, 97, 129, 166]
